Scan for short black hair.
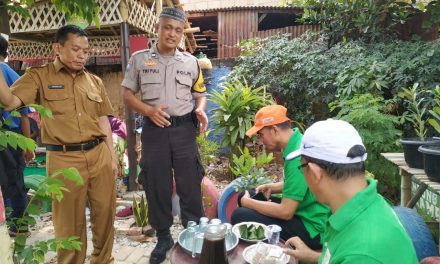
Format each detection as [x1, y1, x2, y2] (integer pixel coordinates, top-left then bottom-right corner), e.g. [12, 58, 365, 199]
[263, 121, 291, 132]
[274, 121, 291, 130]
[54, 25, 88, 45]
[303, 155, 365, 181]
[0, 35, 8, 58]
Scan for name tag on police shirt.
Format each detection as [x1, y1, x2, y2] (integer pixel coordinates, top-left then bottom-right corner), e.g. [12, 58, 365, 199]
[48, 85, 64, 89]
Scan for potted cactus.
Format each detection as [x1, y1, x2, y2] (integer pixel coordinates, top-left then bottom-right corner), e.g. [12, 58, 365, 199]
[399, 83, 439, 169]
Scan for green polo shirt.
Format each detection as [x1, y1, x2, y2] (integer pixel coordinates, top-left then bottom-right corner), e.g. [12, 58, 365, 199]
[319, 179, 418, 264]
[282, 128, 330, 239]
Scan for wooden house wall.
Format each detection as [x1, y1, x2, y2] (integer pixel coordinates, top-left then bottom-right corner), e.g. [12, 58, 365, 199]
[250, 24, 320, 39]
[217, 10, 319, 59]
[218, 10, 258, 59]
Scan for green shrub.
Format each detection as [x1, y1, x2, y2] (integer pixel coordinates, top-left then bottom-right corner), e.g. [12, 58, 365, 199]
[12, 168, 84, 263]
[398, 83, 433, 139]
[428, 85, 440, 134]
[196, 132, 220, 168]
[231, 147, 273, 192]
[330, 93, 401, 154]
[284, 0, 440, 46]
[210, 78, 273, 153]
[230, 36, 440, 128]
[330, 93, 402, 202]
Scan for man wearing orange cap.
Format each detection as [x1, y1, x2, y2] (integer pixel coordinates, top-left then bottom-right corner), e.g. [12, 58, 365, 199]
[231, 105, 330, 249]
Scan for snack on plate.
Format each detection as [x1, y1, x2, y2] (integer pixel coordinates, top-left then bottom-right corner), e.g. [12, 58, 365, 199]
[249, 243, 287, 264]
[261, 246, 284, 264]
[252, 242, 268, 263]
[239, 223, 266, 240]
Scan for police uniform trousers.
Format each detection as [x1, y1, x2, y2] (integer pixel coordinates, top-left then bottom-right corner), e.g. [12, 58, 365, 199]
[140, 119, 204, 231]
[47, 142, 115, 264]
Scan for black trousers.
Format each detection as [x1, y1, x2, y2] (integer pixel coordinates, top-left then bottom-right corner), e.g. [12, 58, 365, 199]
[0, 146, 27, 228]
[140, 120, 204, 231]
[231, 197, 322, 250]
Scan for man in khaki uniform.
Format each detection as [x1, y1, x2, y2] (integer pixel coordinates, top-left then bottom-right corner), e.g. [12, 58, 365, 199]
[0, 25, 117, 264]
[122, 7, 208, 264]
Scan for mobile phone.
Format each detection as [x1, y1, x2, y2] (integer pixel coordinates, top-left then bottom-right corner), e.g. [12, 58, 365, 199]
[251, 191, 268, 201]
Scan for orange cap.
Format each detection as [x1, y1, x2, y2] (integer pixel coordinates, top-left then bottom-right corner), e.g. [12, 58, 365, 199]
[246, 105, 290, 137]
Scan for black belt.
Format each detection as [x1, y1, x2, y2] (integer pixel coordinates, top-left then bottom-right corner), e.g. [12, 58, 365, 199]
[143, 112, 194, 128]
[45, 138, 104, 152]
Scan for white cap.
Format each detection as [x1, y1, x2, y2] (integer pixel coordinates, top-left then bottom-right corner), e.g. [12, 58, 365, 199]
[285, 119, 367, 164]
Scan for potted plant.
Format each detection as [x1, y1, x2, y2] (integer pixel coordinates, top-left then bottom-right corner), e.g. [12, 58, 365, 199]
[217, 147, 273, 223]
[419, 85, 440, 181]
[127, 194, 154, 241]
[399, 83, 439, 169]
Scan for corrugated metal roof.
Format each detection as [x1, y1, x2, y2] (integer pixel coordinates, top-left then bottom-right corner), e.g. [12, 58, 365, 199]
[187, 5, 303, 13]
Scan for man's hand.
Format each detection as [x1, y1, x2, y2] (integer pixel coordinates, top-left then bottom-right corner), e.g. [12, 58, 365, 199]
[147, 105, 171, 128]
[23, 151, 35, 163]
[194, 108, 208, 134]
[240, 190, 251, 208]
[284, 236, 321, 264]
[256, 184, 272, 200]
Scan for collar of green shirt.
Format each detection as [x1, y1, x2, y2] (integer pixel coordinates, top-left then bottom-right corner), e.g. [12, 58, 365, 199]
[327, 178, 378, 232]
[282, 127, 301, 160]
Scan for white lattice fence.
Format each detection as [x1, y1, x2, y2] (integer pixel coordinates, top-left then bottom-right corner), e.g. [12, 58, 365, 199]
[89, 37, 121, 57]
[98, 0, 123, 25]
[8, 0, 156, 34]
[126, 0, 157, 36]
[8, 41, 54, 60]
[9, 37, 121, 60]
[9, 2, 65, 33]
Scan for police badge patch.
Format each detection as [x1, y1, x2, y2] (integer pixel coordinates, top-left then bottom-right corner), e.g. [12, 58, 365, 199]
[125, 56, 134, 72]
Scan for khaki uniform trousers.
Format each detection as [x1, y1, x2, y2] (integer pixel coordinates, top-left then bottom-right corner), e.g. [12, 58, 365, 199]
[47, 142, 115, 264]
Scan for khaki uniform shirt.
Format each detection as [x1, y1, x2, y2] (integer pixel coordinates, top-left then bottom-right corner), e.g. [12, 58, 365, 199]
[11, 58, 113, 145]
[121, 46, 206, 117]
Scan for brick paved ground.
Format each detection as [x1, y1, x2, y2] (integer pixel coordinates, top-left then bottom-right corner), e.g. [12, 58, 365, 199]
[24, 193, 183, 264]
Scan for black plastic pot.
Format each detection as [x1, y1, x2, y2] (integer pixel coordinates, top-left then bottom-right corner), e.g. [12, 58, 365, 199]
[400, 138, 440, 169]
[418, 145, 440, 182]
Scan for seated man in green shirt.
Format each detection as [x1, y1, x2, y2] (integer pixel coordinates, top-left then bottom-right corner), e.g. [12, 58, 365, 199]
[284, 119, 418, 264]
[231, 105, 330, 249]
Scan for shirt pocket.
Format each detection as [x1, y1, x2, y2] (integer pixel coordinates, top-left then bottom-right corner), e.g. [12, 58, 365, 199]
[42, 89, 70, 115]
[175, 75, 192, 101]
[85, 88, 103, 116]
[140, 74, 162, 101]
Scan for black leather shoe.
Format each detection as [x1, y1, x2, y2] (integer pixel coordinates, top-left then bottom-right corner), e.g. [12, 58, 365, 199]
[149, 235, 174, 264]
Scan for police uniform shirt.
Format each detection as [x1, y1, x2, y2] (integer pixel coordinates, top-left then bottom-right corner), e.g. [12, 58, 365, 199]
[10, 58, 114, 145]
[121, 46, 206, 117]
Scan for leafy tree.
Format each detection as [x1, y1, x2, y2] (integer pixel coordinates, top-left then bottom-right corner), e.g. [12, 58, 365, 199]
[0, 0, 100, 26]
[330, 93, 402, 201]
[283, 0, 440, 47]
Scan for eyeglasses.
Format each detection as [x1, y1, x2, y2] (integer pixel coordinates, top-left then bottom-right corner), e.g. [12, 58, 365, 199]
[297, 162, 309, 172]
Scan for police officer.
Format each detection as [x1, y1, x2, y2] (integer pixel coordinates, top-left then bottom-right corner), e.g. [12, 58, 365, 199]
[122, 7, 208, 264]
[0, 25, 117, 264]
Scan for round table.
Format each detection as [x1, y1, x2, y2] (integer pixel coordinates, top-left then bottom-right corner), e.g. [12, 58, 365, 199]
[170, 240, 297, 264]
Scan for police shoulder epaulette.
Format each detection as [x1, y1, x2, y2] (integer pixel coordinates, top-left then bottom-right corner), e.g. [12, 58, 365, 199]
[181, 51, 194, 57]
[132, 49, 150, 57]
